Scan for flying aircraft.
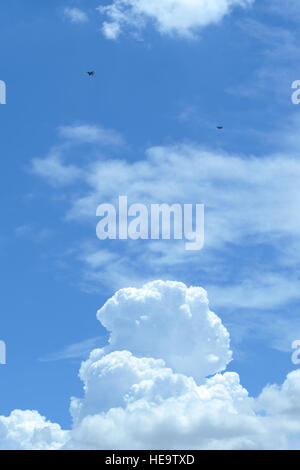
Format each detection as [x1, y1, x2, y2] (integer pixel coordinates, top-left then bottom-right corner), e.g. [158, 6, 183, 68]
[87, 71, 95, 76]
[216, 126, 223, 130]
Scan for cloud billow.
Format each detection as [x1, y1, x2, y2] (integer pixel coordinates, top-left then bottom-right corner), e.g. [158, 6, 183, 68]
[97, 280, 232, 381]
[1, 281, 300, 449]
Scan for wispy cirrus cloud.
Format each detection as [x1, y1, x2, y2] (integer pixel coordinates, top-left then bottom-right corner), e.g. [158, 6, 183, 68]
[31, 149, 83, 186]
[58, 125, 124, 147]
[39, 336, 105, 362]
[64, 7, 88, 24]
[267, 0, 300, 21]
[228, 13, 300, 101]
[31, 124, 124, 186]
[15, 224, 53, 243]
[28, 117, 300, 351]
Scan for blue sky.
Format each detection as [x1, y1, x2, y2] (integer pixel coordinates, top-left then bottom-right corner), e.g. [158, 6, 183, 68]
[1, 0, 300, 449]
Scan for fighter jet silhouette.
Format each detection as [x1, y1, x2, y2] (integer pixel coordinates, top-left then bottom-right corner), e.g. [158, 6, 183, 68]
[87, 71, 95, 76]
[216, 126, 223, 130]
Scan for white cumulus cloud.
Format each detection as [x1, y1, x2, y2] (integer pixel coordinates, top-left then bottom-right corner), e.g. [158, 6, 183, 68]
[0, 410, 67, 450]
[2, 281, 300, 449]
[67, 351, 267, 450]
[97, 280, 232, 380]
[98, 0, 254, 40]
